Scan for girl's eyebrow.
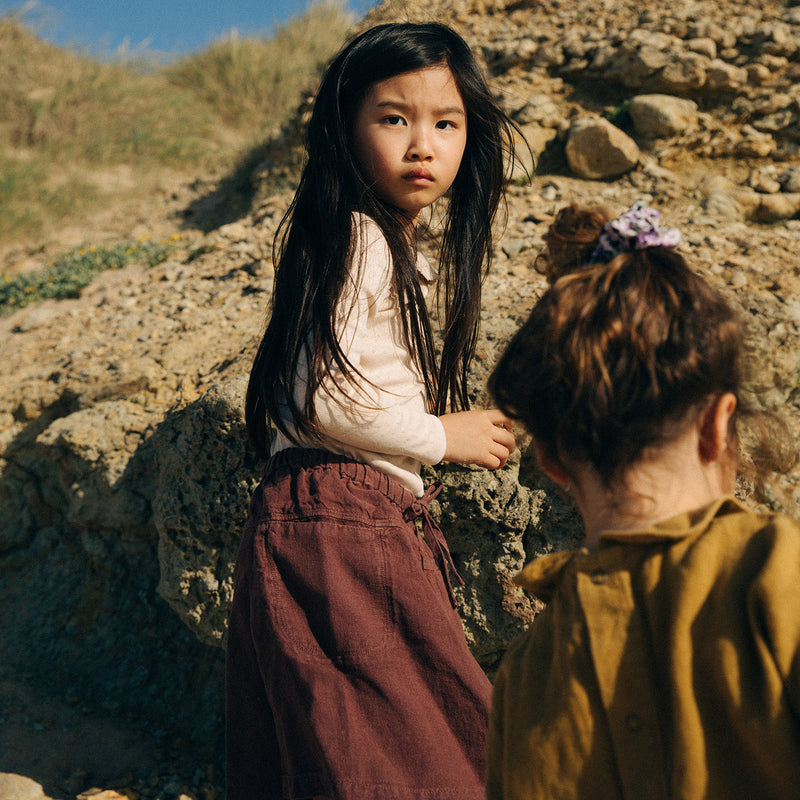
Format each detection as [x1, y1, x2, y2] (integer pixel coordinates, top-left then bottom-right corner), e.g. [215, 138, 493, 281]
[373, 99, 466, 116]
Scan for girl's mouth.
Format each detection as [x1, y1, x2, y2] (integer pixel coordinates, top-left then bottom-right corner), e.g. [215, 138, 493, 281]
[404, 169, 434, 183]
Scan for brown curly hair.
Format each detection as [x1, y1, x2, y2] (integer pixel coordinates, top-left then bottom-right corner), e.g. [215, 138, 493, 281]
[490, 203, 743, 488]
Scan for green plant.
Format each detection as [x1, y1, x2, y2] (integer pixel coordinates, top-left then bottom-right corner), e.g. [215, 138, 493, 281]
[0, 238, 176, 314]
[606, 99, 632, 128]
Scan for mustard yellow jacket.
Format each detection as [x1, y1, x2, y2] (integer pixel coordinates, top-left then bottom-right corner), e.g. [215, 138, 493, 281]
[487, 497, 800, 800]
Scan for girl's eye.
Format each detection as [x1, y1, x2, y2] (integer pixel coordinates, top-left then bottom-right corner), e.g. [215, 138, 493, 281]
[436, 120, 457, 130]
[383, 115, 405, 126]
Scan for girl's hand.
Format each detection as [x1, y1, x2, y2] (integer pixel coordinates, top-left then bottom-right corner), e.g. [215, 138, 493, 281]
[439, 409, 516, 469]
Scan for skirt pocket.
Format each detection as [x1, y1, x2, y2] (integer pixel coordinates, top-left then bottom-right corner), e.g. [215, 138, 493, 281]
[264, 511, 396, 668]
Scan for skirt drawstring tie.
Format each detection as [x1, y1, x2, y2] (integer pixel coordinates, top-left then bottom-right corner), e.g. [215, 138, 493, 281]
[404, 482, 463, 607]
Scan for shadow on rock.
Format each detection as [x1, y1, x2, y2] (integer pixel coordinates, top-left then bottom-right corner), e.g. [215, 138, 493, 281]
[180, 145, 268, 234]
[0, 384, 249, 796]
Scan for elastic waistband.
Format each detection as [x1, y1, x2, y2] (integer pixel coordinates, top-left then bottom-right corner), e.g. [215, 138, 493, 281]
[263, 447, 416, 510]
[263, 447, 460, 608]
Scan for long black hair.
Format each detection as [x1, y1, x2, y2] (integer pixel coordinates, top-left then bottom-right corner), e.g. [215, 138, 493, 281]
[246, 22, 519, 458]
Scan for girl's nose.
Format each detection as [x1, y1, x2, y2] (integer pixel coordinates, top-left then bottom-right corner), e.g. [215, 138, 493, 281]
[407, 130, 433, 160]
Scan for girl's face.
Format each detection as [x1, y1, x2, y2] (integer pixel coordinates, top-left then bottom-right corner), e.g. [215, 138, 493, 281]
[353, 65, 467, 221]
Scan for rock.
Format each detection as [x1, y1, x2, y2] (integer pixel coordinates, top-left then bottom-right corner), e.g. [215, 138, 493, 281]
[11, 305, 61, 333]
[152, 377, 260, 648]
[515, 123, 557, 175]
[746, 62, 773, 85]
[628, 94, 699, 138]
[735, 127, 776, 157]
[565, 117, 640, 180]
[0, 774, 52, 800]
[754, 109, 798, 134]
[657, 50, 709, 92]
[730, 188, 764, 219]
[751, 192, 800, 221]
[512, 94, 564, 128]
[429, 456, 582, 665]
[150, 377, 582, 662]
[780, 166, 800, 193]
[686, 37, 717, 59]
[703, 191, 746, 221]
[705, 59, 748, 90]
[749, 165, 783, 194]
[33, 400, 153, 531]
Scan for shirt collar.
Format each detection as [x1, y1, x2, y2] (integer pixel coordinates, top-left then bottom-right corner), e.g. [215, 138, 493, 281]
[513, 495, 747, 599]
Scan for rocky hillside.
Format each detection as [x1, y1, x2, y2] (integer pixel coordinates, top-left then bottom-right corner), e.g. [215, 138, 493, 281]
[2, 0, 800, 797]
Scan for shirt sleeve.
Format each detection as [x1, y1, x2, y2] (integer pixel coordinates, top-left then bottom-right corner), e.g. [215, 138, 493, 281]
[310, 220, 447, 465]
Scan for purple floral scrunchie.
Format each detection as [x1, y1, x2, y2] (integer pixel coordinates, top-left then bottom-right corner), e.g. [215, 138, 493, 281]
[588, 200, 681, 264]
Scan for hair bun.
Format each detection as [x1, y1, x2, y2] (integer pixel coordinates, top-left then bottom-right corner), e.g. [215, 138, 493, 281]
[536, 204, 611, 284]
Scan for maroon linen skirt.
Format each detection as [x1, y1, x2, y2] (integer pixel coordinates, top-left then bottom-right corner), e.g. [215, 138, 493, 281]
[225, 448, 491, 800]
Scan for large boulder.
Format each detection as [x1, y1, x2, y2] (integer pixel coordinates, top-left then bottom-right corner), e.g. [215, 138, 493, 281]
[565, 117, 640, 180]
[628, 94, 699, 139]
[152, 377, 259, 648]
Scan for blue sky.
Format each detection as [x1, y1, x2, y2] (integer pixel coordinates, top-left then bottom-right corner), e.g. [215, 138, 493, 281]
[1, 0, 375, 59]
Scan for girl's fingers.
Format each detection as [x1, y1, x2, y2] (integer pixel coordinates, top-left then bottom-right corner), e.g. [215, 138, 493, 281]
[439, 408, 516, 467]
[485, 409, 514, 430]
[488, 439, 512, 469]
[492, 425, 516, 453]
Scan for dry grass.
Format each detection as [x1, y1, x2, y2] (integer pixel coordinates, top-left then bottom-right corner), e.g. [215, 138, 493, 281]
[0, 2, 351, 247]
[166, 3, 351, 131]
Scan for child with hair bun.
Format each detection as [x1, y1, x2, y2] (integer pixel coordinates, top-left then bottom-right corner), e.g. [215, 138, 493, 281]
[486, 201, 800, 800]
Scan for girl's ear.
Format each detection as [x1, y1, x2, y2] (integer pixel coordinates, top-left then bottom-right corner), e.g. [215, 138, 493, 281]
[698, 392, 738, 464]
[534, 442, 571, 486]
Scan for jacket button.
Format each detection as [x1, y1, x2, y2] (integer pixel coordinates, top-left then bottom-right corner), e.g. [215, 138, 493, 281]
[590, 569, 607, 584]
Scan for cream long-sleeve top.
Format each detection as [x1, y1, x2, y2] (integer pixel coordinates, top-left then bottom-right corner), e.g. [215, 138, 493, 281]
[271, 214, 447, 497]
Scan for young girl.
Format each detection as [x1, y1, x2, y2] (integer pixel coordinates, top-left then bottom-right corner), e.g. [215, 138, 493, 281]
[226, 22, 519, 800]
[486, 202, 800, 799]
